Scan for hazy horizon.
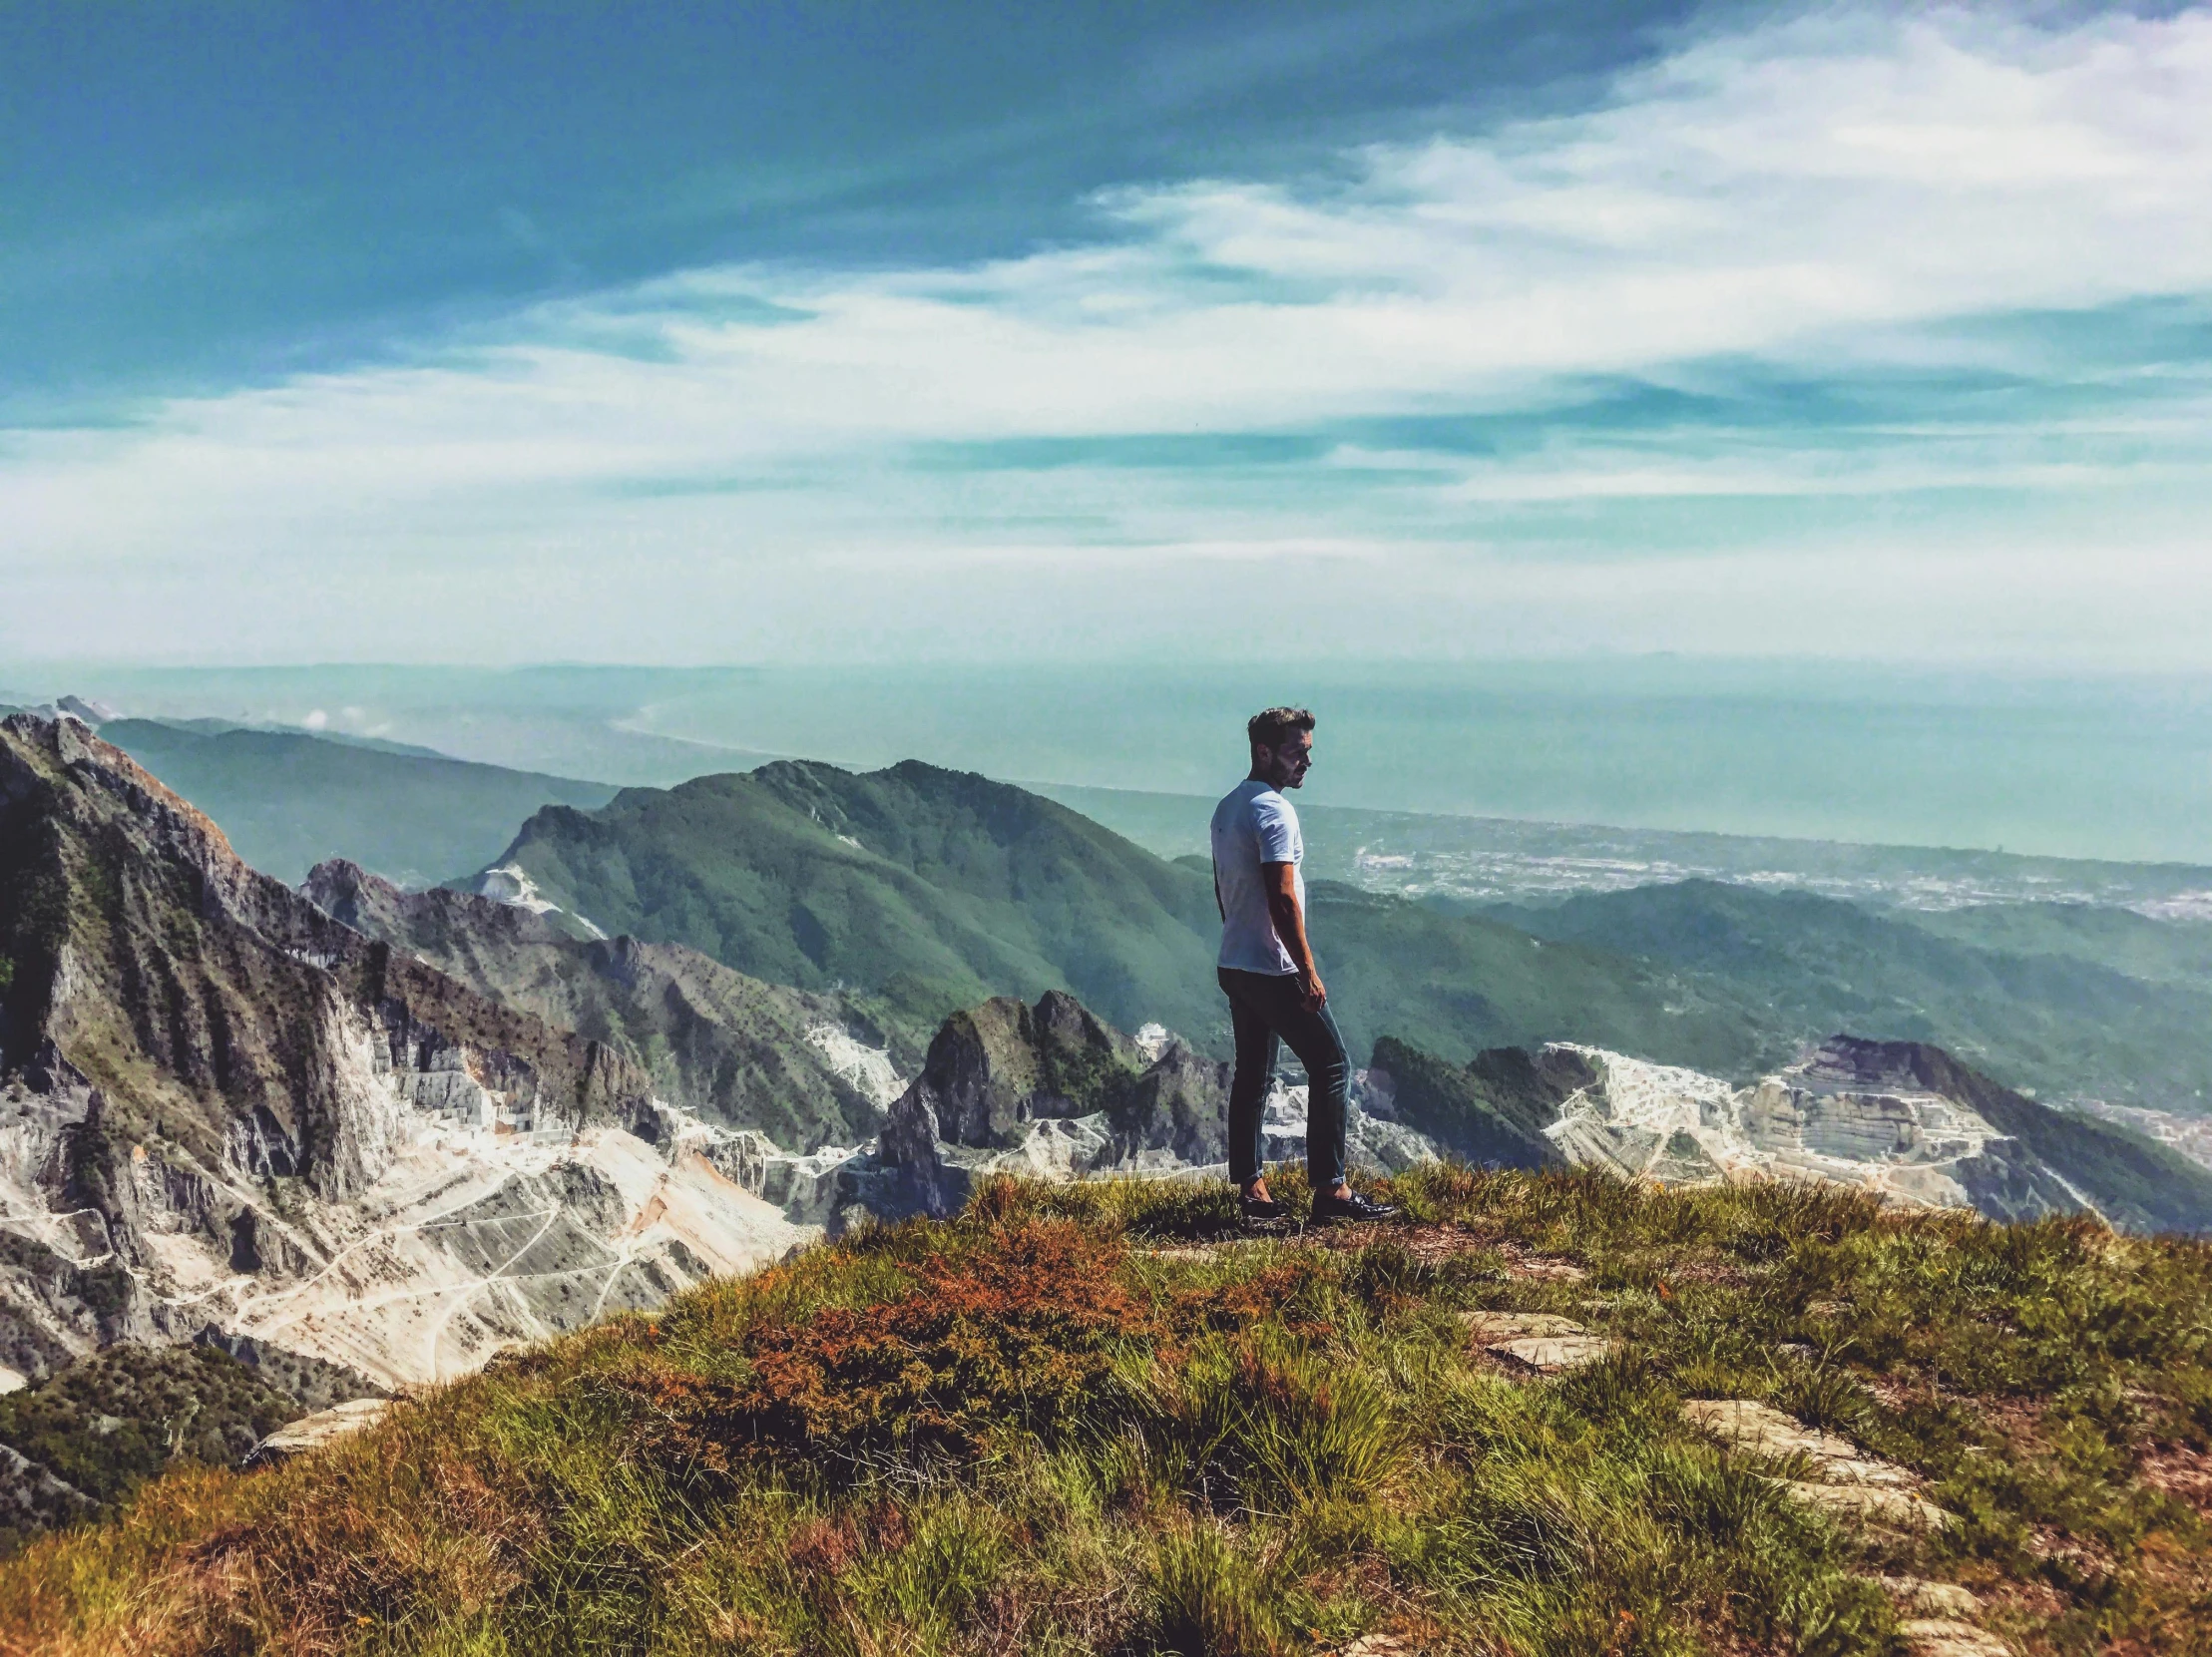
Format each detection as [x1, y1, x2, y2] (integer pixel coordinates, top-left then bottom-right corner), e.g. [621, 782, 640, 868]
[14, 657, 2212, 866]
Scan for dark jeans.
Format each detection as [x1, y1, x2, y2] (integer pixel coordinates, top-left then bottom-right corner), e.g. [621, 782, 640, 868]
[1218, 967, 1349, 1191]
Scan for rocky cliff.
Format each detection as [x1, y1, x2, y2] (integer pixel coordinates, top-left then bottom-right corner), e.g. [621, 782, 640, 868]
[0, 715, 812, 1396]
[302, 859, 899, 1150]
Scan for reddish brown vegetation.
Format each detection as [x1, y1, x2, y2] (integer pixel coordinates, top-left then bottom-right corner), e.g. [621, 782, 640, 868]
[625, 1219, 1325, 1476]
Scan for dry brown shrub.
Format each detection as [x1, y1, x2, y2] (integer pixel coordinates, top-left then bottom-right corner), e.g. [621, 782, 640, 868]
[624, 1217, 1326, 1478]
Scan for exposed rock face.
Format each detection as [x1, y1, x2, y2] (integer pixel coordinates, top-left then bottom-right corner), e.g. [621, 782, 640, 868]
[909, 991, 1138, 1150]
[302, 859, 899, 1151]
[1531, 1036, 2115, 1221]
[0, 715, 811, 1389]
[866, 990, 1440, 1217]
[1366, 1029, 2212, 1230]
[243, 1397, 390, 1465]
[1366, 1036, 1574, 1169]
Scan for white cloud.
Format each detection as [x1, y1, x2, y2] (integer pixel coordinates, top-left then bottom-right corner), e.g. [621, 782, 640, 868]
[6, 3, 2212, 661]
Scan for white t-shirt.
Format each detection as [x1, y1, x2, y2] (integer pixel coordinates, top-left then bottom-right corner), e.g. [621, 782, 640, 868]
[1211, 778, 1305, 975]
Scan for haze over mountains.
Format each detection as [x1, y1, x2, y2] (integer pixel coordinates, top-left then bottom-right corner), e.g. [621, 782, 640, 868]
[9, 703, 2212, 1550]
[19, 698, 2212, 1123]
[95, 718, 620, 886]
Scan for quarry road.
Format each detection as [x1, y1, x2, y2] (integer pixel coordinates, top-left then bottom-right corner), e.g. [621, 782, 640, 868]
[588, 1184, 678, 1325]
[421, 1200, 567, 1383]
[237, 1195, 565, 1321]
[232, 1202, 567, 1355]
[0, 1205, 115, 1270]
[583, 1157, 727, 1324]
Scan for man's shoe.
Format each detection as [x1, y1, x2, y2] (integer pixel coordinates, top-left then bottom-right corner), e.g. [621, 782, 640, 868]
[1312, 1189, 1399, 1225]
[1240, 1191, 1285, 1222]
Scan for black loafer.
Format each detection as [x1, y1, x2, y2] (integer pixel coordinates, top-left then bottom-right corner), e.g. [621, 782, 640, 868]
[1240, 1191, 1285, 1222]
[1312, 1189, 1399, 1225]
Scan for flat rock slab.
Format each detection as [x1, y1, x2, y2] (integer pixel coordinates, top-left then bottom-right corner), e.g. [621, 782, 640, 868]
[1900, 1618, 2012, 1657]
[1501, 1251, 1588, 1282]
[1682, 1399, 1918, 1488]
[1881, 1578, 1985, 1620]
[1460, 1312, 1588, 1341]
[1783, 1480, 1956, 1533]
[247, 1397, 391, 1464]
[1495, 1335, 1618, 1373]
[1459, 1311, 1616, 1373]
[1684, 1399, 1957, 1532]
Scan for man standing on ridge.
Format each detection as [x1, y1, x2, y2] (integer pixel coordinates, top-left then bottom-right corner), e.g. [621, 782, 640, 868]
[1212, 706, 1398, 1225]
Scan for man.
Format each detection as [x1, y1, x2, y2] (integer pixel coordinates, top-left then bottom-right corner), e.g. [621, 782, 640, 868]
[1211, 706, 1397, 1225]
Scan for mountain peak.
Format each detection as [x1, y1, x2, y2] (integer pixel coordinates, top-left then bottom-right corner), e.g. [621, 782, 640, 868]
[2, 709, 239, 869]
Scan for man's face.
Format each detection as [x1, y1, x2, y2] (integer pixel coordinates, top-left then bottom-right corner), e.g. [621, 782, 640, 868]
[1257, 730, 1314, 789]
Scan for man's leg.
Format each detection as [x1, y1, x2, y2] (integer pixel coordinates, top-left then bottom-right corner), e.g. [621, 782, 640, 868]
[1269, 996, 1352, 1195]
[1219, 970, 1279, 1189]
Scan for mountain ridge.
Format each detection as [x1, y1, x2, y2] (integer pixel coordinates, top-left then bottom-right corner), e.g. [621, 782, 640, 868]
[302, 858, 899, 1150]
[93, 717, 620, 887]
[478, 759, 1801, 1073]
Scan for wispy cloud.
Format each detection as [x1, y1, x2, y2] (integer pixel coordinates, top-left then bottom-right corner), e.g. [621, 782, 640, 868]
[6, 4, 2212, 663]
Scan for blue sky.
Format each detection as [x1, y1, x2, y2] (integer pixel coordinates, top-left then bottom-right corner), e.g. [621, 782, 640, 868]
[4, 1, 2210, 666]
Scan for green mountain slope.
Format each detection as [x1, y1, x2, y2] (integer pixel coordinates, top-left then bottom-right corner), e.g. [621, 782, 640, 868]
[1306, 881, 1786, 1075]
[0, 1341, 379, 1555]
[485, 761, 1790, 1070]
[1486, 879, 2212, 1111]
[486, 760, 1228, 1039]
[1902, 901, 2212, 994]
[97, 719, 618, 886]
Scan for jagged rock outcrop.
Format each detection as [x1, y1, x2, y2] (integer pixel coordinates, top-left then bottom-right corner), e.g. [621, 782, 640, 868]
[0, 715, 813, 1390]
[0, 714, 652, 1184]
[1368, 1029, 2212, 1231]
[867, 991, 1439, 1216]
[302, 859, 900, 1151]
[905, 992, 1140, 1150]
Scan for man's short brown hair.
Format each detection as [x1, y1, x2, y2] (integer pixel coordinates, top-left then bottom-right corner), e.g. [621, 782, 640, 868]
[1246, 705, 1315, 750]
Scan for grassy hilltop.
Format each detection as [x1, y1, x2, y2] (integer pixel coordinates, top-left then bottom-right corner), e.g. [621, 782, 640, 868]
[4, 1167, 2209, 1656]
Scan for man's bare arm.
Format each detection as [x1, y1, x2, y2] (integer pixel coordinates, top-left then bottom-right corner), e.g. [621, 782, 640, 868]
[1262, 861, 1325, 1009]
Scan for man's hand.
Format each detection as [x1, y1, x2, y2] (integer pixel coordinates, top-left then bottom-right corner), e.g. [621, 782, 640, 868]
[1262, 860, 1325, 1010]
